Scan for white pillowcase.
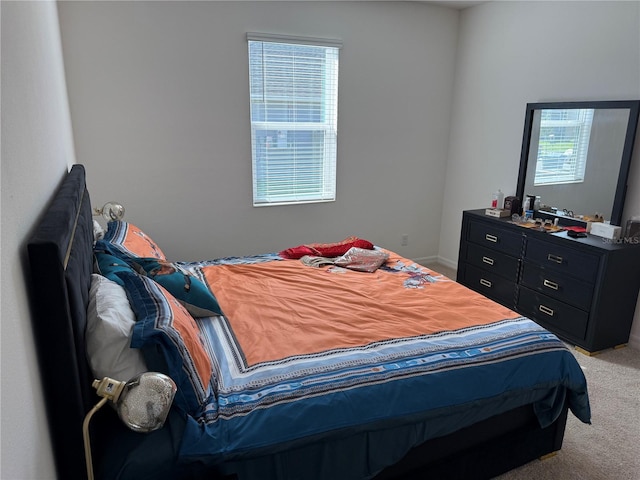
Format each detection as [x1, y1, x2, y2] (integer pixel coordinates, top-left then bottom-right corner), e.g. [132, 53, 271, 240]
[86, 274, 147, 381]
[93, 219, 105, 242]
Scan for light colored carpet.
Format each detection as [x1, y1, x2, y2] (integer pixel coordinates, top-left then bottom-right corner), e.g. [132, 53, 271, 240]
[424, 262, 457, 281]
[494, 345, 640, 480]
[425, 263, 640, 479]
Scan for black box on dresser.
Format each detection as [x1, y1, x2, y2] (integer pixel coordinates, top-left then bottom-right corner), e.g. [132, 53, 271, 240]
[457, 209, 640, 353]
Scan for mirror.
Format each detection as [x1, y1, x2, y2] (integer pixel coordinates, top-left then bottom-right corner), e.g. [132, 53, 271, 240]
[516, 100, 640, 226]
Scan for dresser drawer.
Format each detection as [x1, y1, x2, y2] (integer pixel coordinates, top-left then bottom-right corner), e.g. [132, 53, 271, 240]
[517, 287, 588, 340]
[468, 220, 522, 256]
[461, 264, 516, 307]
[520, 262, 594, 311]
[465, 243, 519, 282]
[525, 237, 599, 281]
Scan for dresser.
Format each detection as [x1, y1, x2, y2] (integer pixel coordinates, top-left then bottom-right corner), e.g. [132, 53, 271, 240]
[457, 209, 640, 353]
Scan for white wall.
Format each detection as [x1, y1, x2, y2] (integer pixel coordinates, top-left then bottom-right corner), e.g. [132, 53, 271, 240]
[439, 0, 640, 347]
[622, 127, 640, 347]
[0, 1, 76, 478]
[58, 1, 459, 262]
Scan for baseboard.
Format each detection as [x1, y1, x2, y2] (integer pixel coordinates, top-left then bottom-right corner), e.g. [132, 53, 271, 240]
[629, 332, 640, 350]
[412, 255, 458, 272]
[435, 255, 458, 271]
[412, 255, 438, 266]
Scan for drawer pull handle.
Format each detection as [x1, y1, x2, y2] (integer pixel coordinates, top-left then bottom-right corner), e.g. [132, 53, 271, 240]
[482, 256, 495, 266]
[543, 279, 559, 290]
[539, 305, 554, 316]
[479, 278, 492, 288]
[485, 234, 498, 243]
[547, 254, 563, 264]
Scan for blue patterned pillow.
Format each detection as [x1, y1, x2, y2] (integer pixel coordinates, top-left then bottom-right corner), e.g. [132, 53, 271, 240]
[117, 271, 214, 416]
[129, 258, 222, 317]
[94, 252, 135, 286]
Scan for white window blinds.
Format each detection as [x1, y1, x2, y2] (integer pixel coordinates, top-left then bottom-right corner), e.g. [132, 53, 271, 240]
[534, 109, 594, 186]
[247, 33, 341, 206]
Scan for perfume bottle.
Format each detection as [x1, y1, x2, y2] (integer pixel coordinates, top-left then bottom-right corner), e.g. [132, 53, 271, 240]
[492, 189, 504, 209]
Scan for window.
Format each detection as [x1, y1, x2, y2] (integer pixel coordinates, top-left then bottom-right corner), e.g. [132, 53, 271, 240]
[534, 108, 594, 186]
[247, 33, 341, 206]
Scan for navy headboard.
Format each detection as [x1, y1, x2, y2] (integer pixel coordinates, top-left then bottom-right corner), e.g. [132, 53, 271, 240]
[27, 164, 96, 479]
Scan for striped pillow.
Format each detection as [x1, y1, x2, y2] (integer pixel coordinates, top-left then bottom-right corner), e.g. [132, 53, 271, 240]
[97, 221, 166, 260]
[117, 271, 214, 415]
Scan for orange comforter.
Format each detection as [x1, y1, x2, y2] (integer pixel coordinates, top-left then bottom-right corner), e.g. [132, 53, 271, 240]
[201, 250, 518, 366]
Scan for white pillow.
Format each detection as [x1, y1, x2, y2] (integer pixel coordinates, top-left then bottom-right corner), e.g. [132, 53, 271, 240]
[93, 219, 105, 242]
[86, 274, 147, 381]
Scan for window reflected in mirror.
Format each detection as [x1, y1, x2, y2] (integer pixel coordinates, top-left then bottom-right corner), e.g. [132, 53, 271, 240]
[533, 108, 594, 186]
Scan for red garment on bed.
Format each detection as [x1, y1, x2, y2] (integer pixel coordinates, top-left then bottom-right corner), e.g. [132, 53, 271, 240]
[279, 236, 374, 259]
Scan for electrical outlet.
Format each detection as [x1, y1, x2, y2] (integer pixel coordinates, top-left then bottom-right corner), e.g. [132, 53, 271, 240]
[401, 234, 409, 246]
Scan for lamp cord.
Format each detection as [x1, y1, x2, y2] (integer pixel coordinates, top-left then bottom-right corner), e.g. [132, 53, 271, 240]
[83, 397, 109, 480]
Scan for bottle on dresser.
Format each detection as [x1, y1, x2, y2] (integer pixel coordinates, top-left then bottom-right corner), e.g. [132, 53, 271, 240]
[491, 189, 504, 209]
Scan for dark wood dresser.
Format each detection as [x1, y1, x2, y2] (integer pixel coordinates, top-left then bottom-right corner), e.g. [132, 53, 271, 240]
[457, 209, 640, 353]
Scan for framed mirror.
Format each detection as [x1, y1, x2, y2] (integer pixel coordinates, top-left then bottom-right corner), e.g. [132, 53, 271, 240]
[516, 100, 640, 226]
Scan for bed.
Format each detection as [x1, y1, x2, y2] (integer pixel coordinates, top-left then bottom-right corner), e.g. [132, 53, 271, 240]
[27, 164, 590, 480]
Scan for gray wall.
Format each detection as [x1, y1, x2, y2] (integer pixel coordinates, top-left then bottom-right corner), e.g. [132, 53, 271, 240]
[58, 1, 459, 262]
[1, 1, 75, 477]
[439, 0, 640, 344]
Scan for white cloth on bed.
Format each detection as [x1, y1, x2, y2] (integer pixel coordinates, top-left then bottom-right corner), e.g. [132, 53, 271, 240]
[86, 274, 147, 381]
